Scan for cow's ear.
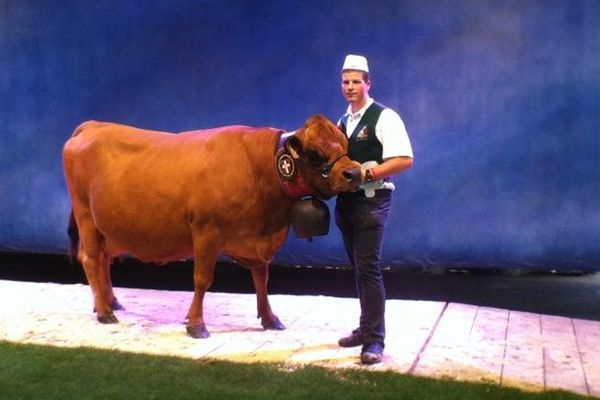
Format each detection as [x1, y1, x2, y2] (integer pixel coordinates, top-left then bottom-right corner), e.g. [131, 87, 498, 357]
[285, 136, 303, 159]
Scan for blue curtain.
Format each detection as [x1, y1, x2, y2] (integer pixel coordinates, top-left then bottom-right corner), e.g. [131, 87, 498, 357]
[1, 0, 599, 270]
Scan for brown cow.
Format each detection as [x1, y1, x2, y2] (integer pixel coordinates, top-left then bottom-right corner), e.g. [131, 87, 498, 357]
[63, 115, 361, 338]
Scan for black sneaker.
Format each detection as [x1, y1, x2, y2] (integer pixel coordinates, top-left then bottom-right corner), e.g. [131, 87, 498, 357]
[360, 342, 384, 365]
[338, 328, 363, 347]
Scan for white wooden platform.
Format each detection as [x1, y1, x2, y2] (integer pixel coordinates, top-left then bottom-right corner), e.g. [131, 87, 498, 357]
[0, 279, 598, 397]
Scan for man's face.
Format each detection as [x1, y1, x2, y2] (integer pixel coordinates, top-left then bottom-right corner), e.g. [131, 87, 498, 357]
[341, 70, 370, 105]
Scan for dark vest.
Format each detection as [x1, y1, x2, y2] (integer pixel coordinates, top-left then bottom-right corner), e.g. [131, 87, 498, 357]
[338, 102, 385, 164]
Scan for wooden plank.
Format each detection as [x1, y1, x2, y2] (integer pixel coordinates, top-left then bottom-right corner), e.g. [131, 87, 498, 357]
[573, 319, 600, 398]
[413, 303, 504, 385]
[502, 311, 544, 391]
[542, 315, 588, 396]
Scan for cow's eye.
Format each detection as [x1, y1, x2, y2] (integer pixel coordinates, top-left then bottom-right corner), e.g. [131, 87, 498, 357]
[319, 165, 332, 178]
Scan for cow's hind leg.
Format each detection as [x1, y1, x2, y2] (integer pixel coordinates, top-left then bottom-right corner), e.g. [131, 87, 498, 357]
[91, 251, 119, 324]
[76, 215, 119, 324]
[100, 261, 124, 312]
[251, 263, 285, 331]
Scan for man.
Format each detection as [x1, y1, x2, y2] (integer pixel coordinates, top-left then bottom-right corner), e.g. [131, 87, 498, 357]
[335, 54, 414, 364]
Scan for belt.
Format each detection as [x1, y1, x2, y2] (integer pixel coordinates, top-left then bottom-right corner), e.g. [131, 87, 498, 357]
[340, 188, 392, 198]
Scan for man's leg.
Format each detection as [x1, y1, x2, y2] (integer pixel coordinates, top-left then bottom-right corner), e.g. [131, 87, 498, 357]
[352, 191, 391, 362]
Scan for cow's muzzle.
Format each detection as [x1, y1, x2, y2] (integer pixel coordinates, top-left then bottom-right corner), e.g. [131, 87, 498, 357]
[343, 167, 362, 184]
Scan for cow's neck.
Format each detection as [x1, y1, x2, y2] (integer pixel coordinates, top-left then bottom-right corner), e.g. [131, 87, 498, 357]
[274, 131, 313, 199]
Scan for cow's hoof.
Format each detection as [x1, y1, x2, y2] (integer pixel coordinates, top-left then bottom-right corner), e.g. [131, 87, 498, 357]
[94, 300, 124, 312]
[261, 316, 286, 331]
[97, 312, 119, 324]
[186, 324, 210, 339]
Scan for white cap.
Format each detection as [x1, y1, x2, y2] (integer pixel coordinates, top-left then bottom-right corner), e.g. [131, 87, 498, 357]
[342, 54, 369, 73]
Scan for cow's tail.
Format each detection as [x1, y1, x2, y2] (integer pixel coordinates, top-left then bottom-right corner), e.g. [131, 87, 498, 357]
[67, 210, 79, 264]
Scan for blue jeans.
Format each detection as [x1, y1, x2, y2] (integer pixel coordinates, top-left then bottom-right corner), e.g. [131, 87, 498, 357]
[335, 189, 392, 347]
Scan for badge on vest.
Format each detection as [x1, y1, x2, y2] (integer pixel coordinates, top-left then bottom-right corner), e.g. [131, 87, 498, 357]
[356, 127, 369, 141]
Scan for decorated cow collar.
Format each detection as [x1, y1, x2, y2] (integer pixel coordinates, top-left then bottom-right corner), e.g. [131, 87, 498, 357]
[275, 131, 312, 199]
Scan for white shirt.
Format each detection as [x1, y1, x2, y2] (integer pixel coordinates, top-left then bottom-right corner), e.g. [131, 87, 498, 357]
[341, 98, 413, 160]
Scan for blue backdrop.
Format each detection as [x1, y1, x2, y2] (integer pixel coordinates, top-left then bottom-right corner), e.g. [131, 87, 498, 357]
[1, 0, 599, 270]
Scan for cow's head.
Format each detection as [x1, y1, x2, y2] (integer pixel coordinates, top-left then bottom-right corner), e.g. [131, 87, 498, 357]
[285, 115, 361, 199]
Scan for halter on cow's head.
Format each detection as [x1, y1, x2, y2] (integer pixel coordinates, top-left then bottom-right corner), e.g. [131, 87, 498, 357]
[275, 115, 361, 200]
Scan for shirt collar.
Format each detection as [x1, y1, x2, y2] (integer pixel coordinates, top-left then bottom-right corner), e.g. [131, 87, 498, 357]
[345, 98, 374, 120]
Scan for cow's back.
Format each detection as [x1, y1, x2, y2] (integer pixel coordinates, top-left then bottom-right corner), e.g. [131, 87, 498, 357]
[63, 121, 284, 261]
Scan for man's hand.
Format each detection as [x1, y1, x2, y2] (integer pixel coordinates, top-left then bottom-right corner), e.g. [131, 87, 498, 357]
[360, 161, 383, 197]
[360, 161, 379, 185]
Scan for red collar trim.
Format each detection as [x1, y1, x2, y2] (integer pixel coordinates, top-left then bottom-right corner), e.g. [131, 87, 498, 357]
[275, 131, 312, 199]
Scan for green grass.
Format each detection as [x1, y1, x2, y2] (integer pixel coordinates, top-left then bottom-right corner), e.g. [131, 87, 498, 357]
[0, 341, 589, 400]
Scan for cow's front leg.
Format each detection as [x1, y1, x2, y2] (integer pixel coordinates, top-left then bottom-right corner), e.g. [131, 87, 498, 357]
[251, 263, 285, 330]
[186, 238, 219, 339]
